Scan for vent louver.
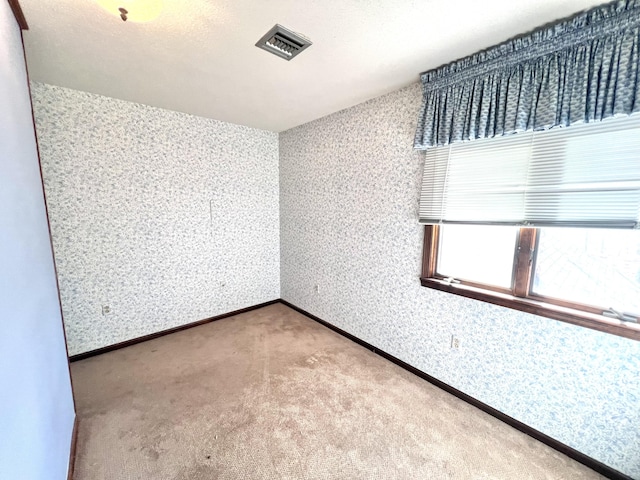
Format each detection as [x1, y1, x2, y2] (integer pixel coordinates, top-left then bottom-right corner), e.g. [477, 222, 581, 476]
[255, 24, 312, 61]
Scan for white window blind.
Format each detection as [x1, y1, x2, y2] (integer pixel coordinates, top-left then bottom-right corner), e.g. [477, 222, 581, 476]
[419, 114, 640, 228]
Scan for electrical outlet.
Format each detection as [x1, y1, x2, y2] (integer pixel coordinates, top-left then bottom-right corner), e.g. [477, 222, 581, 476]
[450, 335, 460, 349]
[102, 305, 111, 315]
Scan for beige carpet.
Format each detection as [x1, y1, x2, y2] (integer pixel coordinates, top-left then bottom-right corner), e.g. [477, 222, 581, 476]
[71, 303, 603, 479]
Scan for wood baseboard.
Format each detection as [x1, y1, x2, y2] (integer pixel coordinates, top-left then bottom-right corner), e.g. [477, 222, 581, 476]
[67, 416, 78, 480]
[279, 299, 632, 480]
[69, 300, 280, 362]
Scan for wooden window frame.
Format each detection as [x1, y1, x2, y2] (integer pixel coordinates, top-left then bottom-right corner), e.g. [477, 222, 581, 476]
[421, 225, 640, 341]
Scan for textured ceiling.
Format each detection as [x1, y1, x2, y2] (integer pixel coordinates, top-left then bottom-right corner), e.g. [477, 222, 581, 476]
[20, 0, 606, 132]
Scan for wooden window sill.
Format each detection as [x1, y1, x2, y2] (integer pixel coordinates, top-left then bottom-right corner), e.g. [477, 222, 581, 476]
[421, 277, 640, 341]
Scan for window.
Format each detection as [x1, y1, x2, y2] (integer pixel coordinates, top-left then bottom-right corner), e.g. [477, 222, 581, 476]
[533, 228, 640, 317]
[419, 115, 640, 340]
[423, 225, 640, 339]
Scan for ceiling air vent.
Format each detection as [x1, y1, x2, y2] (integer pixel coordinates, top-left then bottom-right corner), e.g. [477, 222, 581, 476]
[255, 24, 312, 61]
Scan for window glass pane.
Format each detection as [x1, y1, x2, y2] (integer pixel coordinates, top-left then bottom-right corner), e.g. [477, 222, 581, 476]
[533, 228, 640, 315]
[437, 225, 518, 288]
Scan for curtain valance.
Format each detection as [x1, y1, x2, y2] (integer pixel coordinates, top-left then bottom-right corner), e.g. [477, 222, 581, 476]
[414, 0, 640, 149]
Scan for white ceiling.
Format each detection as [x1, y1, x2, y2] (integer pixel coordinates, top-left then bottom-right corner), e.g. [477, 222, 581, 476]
[20, 0, 606, 132]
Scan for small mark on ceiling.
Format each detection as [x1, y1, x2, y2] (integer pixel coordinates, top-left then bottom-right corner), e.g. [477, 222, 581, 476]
[96, 0, 163, 23]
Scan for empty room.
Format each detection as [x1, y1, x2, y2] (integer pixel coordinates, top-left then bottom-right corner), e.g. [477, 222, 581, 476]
[2, 0, 640, 479]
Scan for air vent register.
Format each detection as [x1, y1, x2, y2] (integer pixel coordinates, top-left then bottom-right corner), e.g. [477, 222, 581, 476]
[255, 24, 312, 61]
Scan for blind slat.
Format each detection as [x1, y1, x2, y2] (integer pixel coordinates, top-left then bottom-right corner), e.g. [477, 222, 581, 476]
[419, 115, 640, 228]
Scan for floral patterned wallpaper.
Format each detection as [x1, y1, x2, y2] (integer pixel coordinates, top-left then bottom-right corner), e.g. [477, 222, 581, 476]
[31, 83, 280, 356]
[279, 82, 640, 478]
[30, 78, 640, 478]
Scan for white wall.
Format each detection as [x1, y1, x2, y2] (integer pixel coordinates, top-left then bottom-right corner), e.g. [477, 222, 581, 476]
[31, 84, 281, 356]
[0, 2, 76, 479]
[279, 83, 640, 478]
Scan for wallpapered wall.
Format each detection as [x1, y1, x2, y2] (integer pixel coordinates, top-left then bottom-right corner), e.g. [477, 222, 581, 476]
[31, 83, 280, 356]
[279, 83, 640, 478]
[31, 79, 640, 477]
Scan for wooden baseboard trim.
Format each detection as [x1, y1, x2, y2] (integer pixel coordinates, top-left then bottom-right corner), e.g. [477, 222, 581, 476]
[279, 299, 632, 480]
[69, 300, 280, 362]
[67, 416, 78, 480]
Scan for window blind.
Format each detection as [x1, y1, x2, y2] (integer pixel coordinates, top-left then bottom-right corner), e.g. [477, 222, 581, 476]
[419, 114, 640, 228]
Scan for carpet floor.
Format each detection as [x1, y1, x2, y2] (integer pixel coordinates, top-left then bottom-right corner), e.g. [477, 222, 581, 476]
[71, 303, 603, 479]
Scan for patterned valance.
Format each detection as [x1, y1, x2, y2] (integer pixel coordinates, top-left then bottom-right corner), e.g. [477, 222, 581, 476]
[414, 0, 640, 149]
